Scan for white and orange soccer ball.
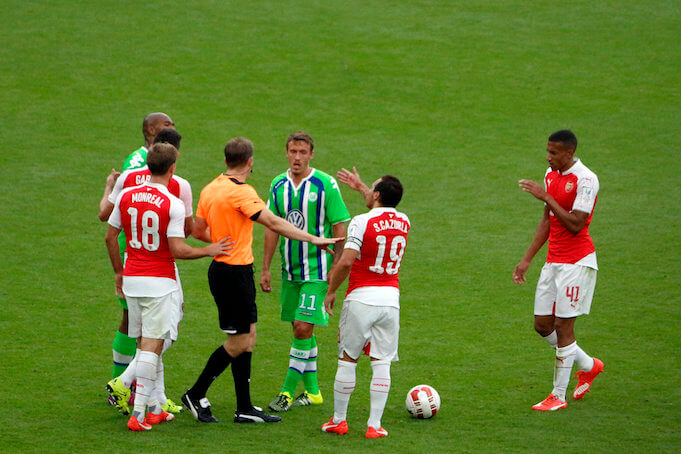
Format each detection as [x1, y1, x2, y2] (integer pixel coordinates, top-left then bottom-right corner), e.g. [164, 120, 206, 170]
[405, 384, 440, 419]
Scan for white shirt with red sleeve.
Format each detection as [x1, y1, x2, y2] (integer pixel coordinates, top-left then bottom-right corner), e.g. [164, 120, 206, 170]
[109, 166, 193, 218]
[108, 182, 186, 297]
[544, 158, 599, 269]
[344, 207, 410, 308]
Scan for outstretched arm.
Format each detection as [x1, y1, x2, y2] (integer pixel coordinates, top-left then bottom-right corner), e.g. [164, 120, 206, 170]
[168, 236, 234, 260]
[256, 209, 343, 252]
[337, 167, 372, 205]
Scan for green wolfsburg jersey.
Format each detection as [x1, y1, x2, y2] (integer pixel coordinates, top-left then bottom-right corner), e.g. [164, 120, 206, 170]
[267, 168, 350, 281]
[122, 146, 148, 171]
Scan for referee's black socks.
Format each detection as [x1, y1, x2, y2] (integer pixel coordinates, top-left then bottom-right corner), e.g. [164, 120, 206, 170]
[188, 345, 233, 398]
[231, 351, 253, 413]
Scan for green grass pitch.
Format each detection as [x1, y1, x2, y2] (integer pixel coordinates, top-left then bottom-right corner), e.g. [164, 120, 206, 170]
[1, 1, 680, 452]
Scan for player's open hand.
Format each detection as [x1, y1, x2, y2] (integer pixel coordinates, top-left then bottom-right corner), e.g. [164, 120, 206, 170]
[260, 269, 272, 293]
[337, 167, 363, 191]
[209, 236, 235, 257]
[513, 260, 530, 284]
[312, 236, 344, 254]
[106, 168, 121, 189]
[324, 293, 336, 316]
[518, 179, 547, 201]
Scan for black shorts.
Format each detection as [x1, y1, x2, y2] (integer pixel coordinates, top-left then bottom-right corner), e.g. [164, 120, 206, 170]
[208, 261, 257, 335]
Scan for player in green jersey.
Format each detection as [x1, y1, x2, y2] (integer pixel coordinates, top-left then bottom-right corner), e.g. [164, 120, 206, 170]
[261, 132, 350, 412]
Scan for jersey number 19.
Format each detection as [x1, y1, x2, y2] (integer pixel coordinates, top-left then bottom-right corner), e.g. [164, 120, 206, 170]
[369, 235, 406, 275]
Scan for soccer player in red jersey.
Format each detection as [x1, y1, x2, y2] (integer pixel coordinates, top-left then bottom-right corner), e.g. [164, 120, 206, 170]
[513, 130, 604, 411]
[321, 169, 409, 438]
[101, 129, 192, 415]
[105, 143, 230, 430]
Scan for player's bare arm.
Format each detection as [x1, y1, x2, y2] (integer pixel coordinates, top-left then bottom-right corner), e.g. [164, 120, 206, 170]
[330, 222, 347, 266]
[98, 169, 120, 221]
[256, 209, 344, 252]
[184, 216, 194, 239]
[513, 208, 550, 284]
[519, 179, 589, 234]
[259, 228, 279, 293]
[167, 236, 234, 259]
[191, 217, 213, 243]
[337, 167, 372, 204]
[323, 248, 357, 316]
[105, 225, 124, 297]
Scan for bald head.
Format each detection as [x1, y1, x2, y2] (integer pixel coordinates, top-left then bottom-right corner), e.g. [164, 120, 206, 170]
[142, 112, 174, 146]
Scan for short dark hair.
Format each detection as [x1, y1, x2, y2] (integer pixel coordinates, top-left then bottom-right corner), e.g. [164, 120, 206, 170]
[154, 128, 182, 150]
[147, 143, 178, 176]
[286, 131, 314, 151]
[375, 175, 403, 208]
[224, 137, 254, 167]
[548, 129, 578, 151]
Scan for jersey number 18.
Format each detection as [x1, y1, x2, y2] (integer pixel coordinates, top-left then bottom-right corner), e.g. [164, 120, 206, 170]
[127, 207, 160, 251]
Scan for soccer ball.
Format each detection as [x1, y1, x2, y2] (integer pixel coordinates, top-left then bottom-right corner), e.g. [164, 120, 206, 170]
[405, 384, 440, 419]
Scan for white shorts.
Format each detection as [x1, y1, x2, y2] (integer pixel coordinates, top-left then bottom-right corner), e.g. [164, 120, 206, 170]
[534, 262, 597, 318]
[127, 290, 181, 340]
[338, 300, 399, 362]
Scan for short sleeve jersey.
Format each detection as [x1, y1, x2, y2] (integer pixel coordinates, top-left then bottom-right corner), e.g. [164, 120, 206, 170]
[122, 146, 148, 171]
[196, 174, 267, 265]
[109, 165, 193, 218]
[267, 168, 350, 281]
[344, 207, 410, 295]
[108, 182, 186, 297]
[544, 159, 599, 265]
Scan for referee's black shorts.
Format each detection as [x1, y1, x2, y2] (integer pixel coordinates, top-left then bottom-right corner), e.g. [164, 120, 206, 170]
[207, 261, 257, 335]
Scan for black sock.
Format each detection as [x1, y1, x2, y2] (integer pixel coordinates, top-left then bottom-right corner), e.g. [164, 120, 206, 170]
[188, 346, 232, 398]
[231, 351, 253, 413]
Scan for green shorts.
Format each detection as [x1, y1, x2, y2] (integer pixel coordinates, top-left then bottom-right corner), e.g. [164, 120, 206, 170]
[280, 280, 329, 326]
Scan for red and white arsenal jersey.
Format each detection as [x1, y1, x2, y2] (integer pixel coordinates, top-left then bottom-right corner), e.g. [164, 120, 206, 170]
[344, 207, 410, 305]
[108, 166, 193, 218]
[108, 183, 186, 297]
[544, 159, 599, 267]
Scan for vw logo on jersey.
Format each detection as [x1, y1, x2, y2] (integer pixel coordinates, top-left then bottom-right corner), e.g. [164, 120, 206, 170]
[286, 210, 306, 229]
[308, 192, 318, 202]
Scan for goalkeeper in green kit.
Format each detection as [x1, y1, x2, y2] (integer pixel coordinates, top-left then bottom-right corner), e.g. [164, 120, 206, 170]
[261, 132, 350, 412]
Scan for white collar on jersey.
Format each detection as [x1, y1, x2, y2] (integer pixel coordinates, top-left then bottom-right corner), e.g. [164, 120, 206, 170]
[559, 158, 582, 175]
[286, 167, 316, 191]
[369, 207, 398, 214]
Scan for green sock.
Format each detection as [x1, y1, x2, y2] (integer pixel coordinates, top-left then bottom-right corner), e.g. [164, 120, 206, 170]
[281, 337, 312, 395]
[303, 335, 320, 394]
[112, 331, 137, 378]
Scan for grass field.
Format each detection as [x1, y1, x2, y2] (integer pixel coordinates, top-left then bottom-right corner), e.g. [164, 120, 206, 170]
[2, 1, 680, 452]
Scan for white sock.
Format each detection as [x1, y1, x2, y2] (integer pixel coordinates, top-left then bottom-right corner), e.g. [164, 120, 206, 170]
[574, 344, 594, 372]
[542, 331, 558, 349]
[368, 360, 391, 430]
[552, 342, 577, 401]
[132, 351, 158, 421]
[333, 360, 357, 423]
[151, 355, 166, 411]
[120, 348, 140, 388]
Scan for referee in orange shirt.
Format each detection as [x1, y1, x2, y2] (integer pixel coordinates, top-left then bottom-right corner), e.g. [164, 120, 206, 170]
[183, 137, 342, 424]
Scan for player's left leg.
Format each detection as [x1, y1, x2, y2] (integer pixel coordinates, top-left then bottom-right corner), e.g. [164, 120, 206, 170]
[296, 282, 328, 405]
[367, 359, 391, 436]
